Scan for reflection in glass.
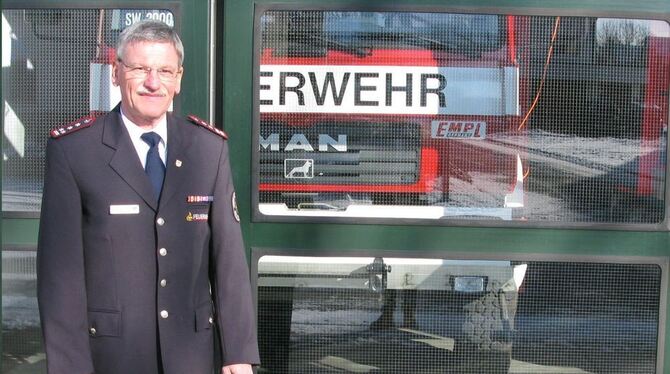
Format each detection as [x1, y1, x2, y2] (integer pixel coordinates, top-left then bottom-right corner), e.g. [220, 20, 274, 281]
[2, 8, 174, 213]
[257, 255, 661, 373]
[256, 11, 669, 223]
[1, 9, 174, 374]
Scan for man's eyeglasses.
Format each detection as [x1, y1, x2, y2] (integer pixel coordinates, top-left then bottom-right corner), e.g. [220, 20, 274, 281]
[118, 60, 181, 81]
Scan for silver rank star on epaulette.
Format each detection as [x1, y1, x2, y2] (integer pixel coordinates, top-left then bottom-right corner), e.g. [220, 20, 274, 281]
[50, 116, 96, 138]
[187, 114, 228, 139]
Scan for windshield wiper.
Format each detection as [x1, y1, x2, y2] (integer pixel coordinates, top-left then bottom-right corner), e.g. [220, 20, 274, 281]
[292, 34, 372, 57]
[390, 33, 483, 58]
[399, 34, 455, 50]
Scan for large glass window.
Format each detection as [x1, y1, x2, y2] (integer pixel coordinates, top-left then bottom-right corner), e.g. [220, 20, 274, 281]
[255, 11, 670, 224]
[257, 254, 662, 373]
[2, 8, 175, 214]
[1, 8, 176, 373]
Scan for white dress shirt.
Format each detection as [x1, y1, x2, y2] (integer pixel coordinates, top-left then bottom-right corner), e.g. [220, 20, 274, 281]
[120, 110, 168, 169]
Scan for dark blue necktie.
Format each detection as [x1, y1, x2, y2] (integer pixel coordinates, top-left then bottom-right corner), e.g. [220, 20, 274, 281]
[141, 132, 165, 199]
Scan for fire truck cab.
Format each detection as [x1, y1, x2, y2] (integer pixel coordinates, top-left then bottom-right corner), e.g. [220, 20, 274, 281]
[258, 11, 527, 220]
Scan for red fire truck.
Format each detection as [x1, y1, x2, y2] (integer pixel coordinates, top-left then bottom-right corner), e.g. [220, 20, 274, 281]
[258, 12, 529, 219]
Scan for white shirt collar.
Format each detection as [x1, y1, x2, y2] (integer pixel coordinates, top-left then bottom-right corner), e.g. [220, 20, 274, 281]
[120, 109, 168, 168]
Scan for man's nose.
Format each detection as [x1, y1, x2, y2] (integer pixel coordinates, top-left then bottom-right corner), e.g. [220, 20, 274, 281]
[143, 70, 162, 89]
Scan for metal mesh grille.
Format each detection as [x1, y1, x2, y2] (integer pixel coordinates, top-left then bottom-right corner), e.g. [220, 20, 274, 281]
[2, 8, 175, 213]
[2, 9, 99, 212]
[256, 11, 670, 223]
[2, 250, 44, 373]
[1, 9, 175, 373]
[257, 255, 662, 373]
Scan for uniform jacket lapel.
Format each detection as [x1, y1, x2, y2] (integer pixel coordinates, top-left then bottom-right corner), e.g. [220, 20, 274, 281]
[102, 107, 159, 211]
[159, 113, 193, 210]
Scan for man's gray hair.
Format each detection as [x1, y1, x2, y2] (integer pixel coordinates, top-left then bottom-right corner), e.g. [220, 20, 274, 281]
[116, 20, 184, 66]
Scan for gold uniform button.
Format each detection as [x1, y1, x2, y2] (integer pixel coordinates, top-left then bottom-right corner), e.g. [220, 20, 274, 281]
[160, 310, 169, 319]
[159, 248, 167, 256]
[89, 327, 97, 336]
[157, 217, 165, 226]
[160, 279, 167, 287]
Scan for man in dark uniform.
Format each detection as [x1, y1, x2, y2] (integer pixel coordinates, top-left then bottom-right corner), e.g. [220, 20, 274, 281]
[37, 20, 259, 374]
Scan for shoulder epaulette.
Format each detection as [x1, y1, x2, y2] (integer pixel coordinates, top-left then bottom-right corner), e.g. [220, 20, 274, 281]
[187, 115, 228, 140]
[50, 116, 96, 139]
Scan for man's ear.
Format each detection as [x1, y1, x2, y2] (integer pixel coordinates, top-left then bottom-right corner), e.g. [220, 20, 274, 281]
[111, 62, 120, 86]
[174, 68, 183, 95]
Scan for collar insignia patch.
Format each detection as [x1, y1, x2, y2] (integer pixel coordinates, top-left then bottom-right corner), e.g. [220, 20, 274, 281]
[50, 116, 96, 138]
[187, 115, 228, 139]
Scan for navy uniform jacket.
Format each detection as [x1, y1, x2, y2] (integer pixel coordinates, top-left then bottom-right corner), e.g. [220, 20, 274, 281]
[37, 106, 260, 374]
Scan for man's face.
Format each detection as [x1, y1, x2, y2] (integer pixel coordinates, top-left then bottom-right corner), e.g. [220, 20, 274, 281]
[112, 41, 182, 128]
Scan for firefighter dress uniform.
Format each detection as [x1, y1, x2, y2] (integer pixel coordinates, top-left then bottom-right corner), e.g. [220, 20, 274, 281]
[37, 105, 260, 374]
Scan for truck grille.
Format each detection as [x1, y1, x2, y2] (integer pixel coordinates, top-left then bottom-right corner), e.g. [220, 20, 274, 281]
[259, 121, 421, 186]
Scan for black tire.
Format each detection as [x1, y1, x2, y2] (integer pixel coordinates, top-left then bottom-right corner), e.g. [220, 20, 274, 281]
[456, 290, 517, 374]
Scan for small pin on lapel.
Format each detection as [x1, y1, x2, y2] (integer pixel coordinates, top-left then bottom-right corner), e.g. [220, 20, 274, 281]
[176, 160, 182, 167]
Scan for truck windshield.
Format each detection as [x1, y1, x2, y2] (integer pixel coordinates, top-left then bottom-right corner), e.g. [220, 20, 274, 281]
[261, 11, 501, 55]
[324, 12, 500, 51]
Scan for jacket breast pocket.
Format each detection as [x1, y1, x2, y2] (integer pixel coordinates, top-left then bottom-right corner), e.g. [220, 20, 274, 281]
[88, 309, 121, 337]
[195, 302, 214, 332]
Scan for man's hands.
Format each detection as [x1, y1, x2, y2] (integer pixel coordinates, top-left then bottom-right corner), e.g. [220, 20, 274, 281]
[222, 364, 253, 374]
